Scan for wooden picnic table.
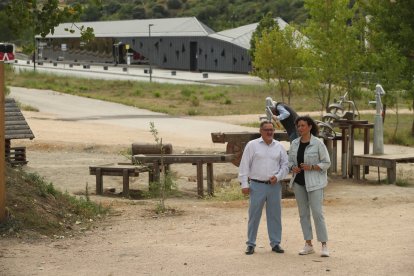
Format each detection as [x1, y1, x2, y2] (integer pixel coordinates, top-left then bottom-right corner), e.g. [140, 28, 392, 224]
[132, 154, 235, 197]
[89, 164, 151, 197]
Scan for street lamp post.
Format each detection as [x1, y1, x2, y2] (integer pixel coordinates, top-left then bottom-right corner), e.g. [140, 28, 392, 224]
[148, 24, 154, 82]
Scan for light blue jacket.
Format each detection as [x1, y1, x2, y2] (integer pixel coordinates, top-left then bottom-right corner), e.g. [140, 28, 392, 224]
[288, 134, 331, 192]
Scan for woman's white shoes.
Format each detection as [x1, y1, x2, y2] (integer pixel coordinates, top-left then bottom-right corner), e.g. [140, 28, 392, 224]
[321, 245, 330, 257]
[299, 244, 330, 257]
[299, 244, 315, 255]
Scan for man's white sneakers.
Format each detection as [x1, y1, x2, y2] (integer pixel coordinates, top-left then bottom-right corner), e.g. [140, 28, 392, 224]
[321, 244, 330, 257]
[299, 244, 315, 255]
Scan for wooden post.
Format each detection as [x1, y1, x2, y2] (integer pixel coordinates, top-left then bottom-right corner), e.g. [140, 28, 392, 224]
[206, 163, 214, 196]
[0, 62, 6, 222]
[122, 169, 129, 197]
[96, 168, 103, 195]
[341, 127, 348, 178]
[196, 161, 203, 197]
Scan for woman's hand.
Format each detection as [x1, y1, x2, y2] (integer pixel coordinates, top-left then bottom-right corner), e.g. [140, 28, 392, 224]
[292, 166, 302, 174]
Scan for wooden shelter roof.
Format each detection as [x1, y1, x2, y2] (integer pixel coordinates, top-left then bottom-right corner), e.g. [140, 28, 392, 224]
[5, 98, 35, 140]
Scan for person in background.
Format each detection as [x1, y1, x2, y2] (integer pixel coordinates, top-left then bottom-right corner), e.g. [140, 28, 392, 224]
[288, 115, 331, 257]
[239, 121, 289, 255]
[265, 97, 299, 142]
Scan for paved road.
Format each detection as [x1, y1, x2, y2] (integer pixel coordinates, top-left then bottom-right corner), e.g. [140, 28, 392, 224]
[12, 60, 265, 85]
[10, 87, 257, 150]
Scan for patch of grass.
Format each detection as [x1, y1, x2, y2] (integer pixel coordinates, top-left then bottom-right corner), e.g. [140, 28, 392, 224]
[355, 113, 414, 146]
[190, 95, 199, 106]
[208, 180, 246, 201]
[395, 179, 411, 187]
[181, 88, 194, 98]
[16, 101, 39, 112]
[187, 109, 199, 116]
[1, 167, 109, 238]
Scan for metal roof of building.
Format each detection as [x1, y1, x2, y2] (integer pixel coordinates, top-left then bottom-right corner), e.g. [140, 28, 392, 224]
[44, 17, 215, 38]
[209, 17, 289, 49]
[43, 17, 297, 50]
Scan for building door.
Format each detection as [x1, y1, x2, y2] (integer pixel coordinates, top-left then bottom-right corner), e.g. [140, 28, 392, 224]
[190, 42, 198, 71]
[113, 42, 126, 64]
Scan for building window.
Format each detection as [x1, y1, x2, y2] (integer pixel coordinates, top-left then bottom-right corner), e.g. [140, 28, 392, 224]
[176, 50, 179, 59]
[221, 49, 225, 57]
[214, 59, 218, 67]
[182, 44, 186, 52]
[163, 54, 167, 63]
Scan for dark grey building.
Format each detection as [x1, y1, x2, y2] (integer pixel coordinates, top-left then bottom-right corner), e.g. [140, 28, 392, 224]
[38, 17, 289, 74]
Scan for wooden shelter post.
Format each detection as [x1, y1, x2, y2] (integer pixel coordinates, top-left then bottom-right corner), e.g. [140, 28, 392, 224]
[0, 62, 6, 222]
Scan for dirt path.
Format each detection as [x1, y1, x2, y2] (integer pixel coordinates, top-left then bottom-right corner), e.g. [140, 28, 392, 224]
[1, 89, 414, 275]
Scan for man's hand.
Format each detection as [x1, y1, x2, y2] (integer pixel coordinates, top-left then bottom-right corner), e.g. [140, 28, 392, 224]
[270, 175, 278, 184]
[242, 188, 250, 195]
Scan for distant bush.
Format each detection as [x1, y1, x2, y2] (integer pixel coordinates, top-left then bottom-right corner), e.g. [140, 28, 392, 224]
[167, 0, 182, 9]
[204, 92, 224, 101]
[190, 95, 199, 106]
[187, 109, 198, 115]
[181, 88, 194, 98]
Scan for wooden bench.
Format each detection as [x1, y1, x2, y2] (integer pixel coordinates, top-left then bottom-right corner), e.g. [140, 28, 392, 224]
[89, 164, 150, 197]
[6, 146, 28, 166]
[353, 153, 414, 184]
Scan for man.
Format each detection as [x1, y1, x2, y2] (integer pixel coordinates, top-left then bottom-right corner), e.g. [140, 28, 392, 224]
[265, 97, 299, 142]
[239, 121, 289, 255]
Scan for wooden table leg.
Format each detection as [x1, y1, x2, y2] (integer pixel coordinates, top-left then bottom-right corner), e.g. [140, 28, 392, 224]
[354, 164, 360, 180]
[348, 125, 354, 178]
[96, 168, 103, 195]
[207, 163, 214, 196]
[153, 162, 160, 182]
[387, 161, 397, 184]
[196, 161, 204, 198]
[325, 139, 333, 176]
[364, 128, 370, 174]
[122, 169, 129, 197]
[341, 127, 348, 178]
[332, 139, 337, 173]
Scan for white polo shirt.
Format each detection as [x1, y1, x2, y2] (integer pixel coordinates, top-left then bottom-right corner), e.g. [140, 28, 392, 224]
[238, 137, 289, 189]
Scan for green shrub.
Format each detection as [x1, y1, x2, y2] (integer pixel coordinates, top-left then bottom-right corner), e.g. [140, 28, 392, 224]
[190, 95, 199, 106]
[187, 109, 198, 115]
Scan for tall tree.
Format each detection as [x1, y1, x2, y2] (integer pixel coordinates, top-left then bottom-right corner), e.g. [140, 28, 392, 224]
[361, 0, 414, 137]
[249, 12, 278, 64]
[303, 0, 364, 112]
[6, 0, 94, 69]
[7, 0, 94, 52]
[253, 25, 304, 104]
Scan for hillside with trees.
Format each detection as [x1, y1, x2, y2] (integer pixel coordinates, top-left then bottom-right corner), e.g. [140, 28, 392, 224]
[0, 0, 306, 44]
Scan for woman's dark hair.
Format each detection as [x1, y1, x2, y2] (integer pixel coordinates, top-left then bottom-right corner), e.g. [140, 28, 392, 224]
[295, 115, 319, 136]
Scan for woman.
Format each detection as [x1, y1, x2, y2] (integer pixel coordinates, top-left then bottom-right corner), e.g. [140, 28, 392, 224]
[288, 116, 331, 257]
